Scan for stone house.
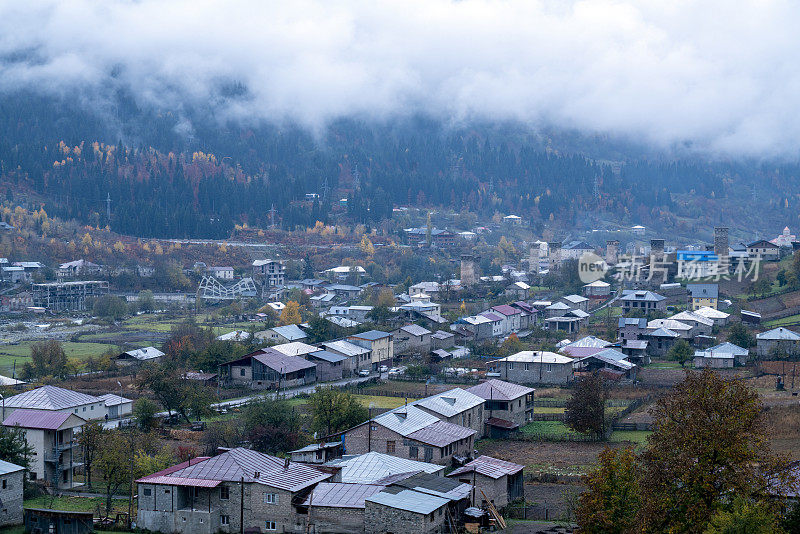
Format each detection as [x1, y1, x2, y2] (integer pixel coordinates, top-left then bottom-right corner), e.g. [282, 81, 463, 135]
[617, 317, 648, 343]
[0, 459, 24, 527]
[488, 351, 573, 385]
[322, 340, 371, 377]
[348, 330, 394, 370]
[619, 290, 666, 314]
[490, 305, 522, 334]
[364, 489, 449, 534]
[304, 350, 346, 382]
[223, 348, 316, 389]
[412, 388, 486, 437]
[466, 380, 534, 432]
[447, 456, 524, 509]
[757, 327, 800, 358]
[392, 324, 432, 355]
[669, 311, 714, 336]
[136, 448, 332, 534]
[560, 294, 589, 312]
[430, 330, 456, 350]
[303, 482, 384, 534]
[341, 406, 476, 465]
[257, 324, 307, 344]
[2, 410, 85, 488]
[326, 452, 444, 484]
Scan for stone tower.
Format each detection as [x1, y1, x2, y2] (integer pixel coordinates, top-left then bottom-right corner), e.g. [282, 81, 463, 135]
[547, 242, 561, 271]
[460, 254, 478, 287]
[714, 227, 729, 258]
[650, 239, 665, 262]
[606, 240, 620, 265]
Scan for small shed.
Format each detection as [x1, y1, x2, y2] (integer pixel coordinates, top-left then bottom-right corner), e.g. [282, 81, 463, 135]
[24, 508, 93, 534]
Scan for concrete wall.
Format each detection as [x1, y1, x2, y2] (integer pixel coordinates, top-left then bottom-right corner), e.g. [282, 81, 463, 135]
[496, 361, 573, 385]
[448, 472, 509, 508]
[342, 423, 473, 465]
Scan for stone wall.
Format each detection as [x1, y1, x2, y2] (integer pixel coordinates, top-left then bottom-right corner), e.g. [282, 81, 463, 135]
[0, 470, 23, 527]
[364, 502, 444, 534]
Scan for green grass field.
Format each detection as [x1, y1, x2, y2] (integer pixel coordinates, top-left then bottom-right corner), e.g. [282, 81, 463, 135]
[764, 313, 800, 328]
[0, 341, 118, 374]
[521, 420, 571, 437]
[23, 495, 130, 513]
[646, 360, 685, 369]
[608, 430, 652, 444]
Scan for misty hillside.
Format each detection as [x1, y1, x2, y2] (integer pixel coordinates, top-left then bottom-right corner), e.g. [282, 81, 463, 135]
[0, 90, 798, 239]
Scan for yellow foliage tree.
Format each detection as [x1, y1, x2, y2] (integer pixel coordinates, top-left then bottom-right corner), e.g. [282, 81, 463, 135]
[279, 301, 303, 326]
[81, 233, 92, 247]
[359, 235, 375, 256]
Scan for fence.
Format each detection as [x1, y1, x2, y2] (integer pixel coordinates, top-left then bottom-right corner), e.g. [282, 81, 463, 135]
[505, 503, 569, 522]
[531, 413, 566, 421]
[611, 422, 652, 431]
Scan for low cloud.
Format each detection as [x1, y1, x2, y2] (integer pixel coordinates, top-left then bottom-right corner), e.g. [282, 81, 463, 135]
[1, 0, 799, 156]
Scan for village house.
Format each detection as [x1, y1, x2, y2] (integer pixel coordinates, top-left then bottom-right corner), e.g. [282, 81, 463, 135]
[560, 241, 594, 261]
[430, 330, 456, 350]
[583, 280, 611, 298]
[57, 259, 102, 279]
[560, 294, 589, 312]
[364, 489, 450, 534]
[304, 350, 347, 382]
[412, 388, 486, 438]
[97, 394, 134, 420]
[619, 290, 666, 314]
[488, 351, 573, 386]
[117, 346, 165, 365]
[573, 349, 636, 380]
[617, 317, 648, 343]
[543, 310, 588, 334]
[447, 456, 524, 509]
[466, 380, 534, 435]
[644, 327, 680, 357]
[328, 305, 374, 322]
[341, 405, 477, 465]
[1, 385, 107, 421]
[757, 327, 800, 358]
[136, 448, 332, 534]
[669, 311, 714, 336]
[693, 306, 730, 326]
[0, 460, 24, 527]
[3, 410, 85, 488]
[222, 348, 316, 389]
[256, 324, 308, 344]
[392, 324, 432, 355]
[326, 452, 444, 484]
[687, 283, 719, 310]
[324, 265, 367, 283]
[647, 318, 694, 339]
[322, 340, 371, 377]
[301, 482, 385, 534]
[504, 281, 531, 300]
[289, 442, 343, 465]
[747, 240, 780, 261]
[454, 315, 496, 341]
[208, 266, 234, 280]
[252, 259, 286, 287]
[490, 305, 523, 334]
[694, 342, 749, 368]
[348, 330, 393, 370]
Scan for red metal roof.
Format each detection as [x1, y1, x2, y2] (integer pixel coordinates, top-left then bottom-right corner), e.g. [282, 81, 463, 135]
[2, 409, 83, 430]
[141, 476, 221, 488]
[406, 420, 476, 447]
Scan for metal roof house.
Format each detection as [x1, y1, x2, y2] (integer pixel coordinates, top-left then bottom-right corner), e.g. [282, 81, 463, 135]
[364, 489, 451, 534]
[488, 351, 574, 386]
[137, 448, 333, 534]
[0, 459, 24, 526]
[447, 456, 524, 508]
[118, 346, 165, 364]
[222, 348, 316, 390]
[757, 327, 800, 357]
[466, 379, 534, 433]
[1, 385, 106, 421]
[326, 452, 444, 484]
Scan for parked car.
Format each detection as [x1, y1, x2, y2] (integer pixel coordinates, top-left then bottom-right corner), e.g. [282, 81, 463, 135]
[358, 369, 371, 377]
[379, 365, 388, 373]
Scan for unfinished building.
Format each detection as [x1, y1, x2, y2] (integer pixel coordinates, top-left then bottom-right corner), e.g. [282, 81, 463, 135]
[32, 281, 109, 312]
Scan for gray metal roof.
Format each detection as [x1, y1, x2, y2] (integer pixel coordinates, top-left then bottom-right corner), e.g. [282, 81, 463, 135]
[406, 420, 476, 447]
[161, 447, 330, 491]
[400, 324, 432, 337]
[687, 284, 719, 299]
[251, 348, 316, 374]
[447, 455, 524, 480]
[350, 330, 391, 341]
[97, 393, 132, 407]
[322, 340, 371, 357]
[466, 379, 533, 402]
[373, 405, 440, 436]
[270, 325, 307, 341]
[303, 482, 385, 508]
[0, 459, 25, 475]
[307, 350, 347, 364]
[568, 336, 612, 348]
[413, 388, 485, 418]
[758, 327, 800, 341]
[327, 452, 443, 483]
[384, 471, 472, 501]
[366, 489, 449, 515]
[4, 385, 100, 410]
[272, 342, 320, 356]
[121, 346, 164, 361]
[621, 290, 665, 302]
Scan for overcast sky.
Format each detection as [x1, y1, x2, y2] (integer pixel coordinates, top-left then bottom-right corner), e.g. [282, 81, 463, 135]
[0, 0, 797, 156]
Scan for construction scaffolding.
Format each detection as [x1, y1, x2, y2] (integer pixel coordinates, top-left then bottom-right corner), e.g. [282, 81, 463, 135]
[197, 276, 258, 300]
[32, 280, 110, 312]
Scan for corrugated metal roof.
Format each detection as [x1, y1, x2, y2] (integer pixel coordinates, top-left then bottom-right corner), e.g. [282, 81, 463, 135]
[3, 409, 84, 430]
[562, 294, 589, 303]
[492, 305, 521, 316]
[560, 346, 604, 358]
[270, 325, 307, 341]
[323, 340, 370, 357]
[143, 476, 221, 488]
[272, 341, 319, 356]
[466, 379, 533, 402]
[97, 393, 132, 407]
[0, 459, 24, 475]
[568, 336, 612, 348]
[4, 385, 100, 410]
[252, 349, 316, 374]
[400, 324, 432, 337]
[366, 489, 449, 515]
[303, 482, 385, 508]
[647, 327, 680, 338]
[447, 455, 524, 480]
[350, 330, 391, 341]
[374, 406, 440, 436]
[307, 350, 347, 364]
[150, 448, 330, 491]
[648, 319, 692, 331]
[385, 471, 472, 501]
[406, 420, 476, 447]
[758, 327, 800, 341]
[693, 306, 730, 319]
[413, 388, 485, 418]
[493, 351, 572, 364]
[327, 452, 444, 484]
[670, 311, 714, 327]
[122, 346, 164, 361]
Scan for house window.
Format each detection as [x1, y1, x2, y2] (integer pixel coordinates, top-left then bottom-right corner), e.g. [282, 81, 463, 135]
[386, 441, 395, 454]
[143, 488, 152, 497]
[193, 487, 201, 498]
[220, 516, 230, 526]
[240, 368, 246, 376]
[164, 489, 170, 494]
[409, 446, 418, 459]
[265, 521, 277, 531]
[2, 479, 6, 489]
[524, 363, 529, 371]
[220, 486, 230, 500]
[82, 407, 86, 412]
[29, 472, 36, 481]
[508, 362, 514, 370]
[265, 493, 279, 504]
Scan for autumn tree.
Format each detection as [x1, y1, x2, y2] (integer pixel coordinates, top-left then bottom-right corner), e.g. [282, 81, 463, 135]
[565, 373, 608, 437]
[576, 446, 640, 534]
[704, 497, 782, 534]
[279, 301, 303, 325]
[133, 398, 159, 430]
[77, 421, 105, 489]
[241, 398, 303, 454]
[667, 339, 693, 367]
[638, 369, 790, 533]
[22, 339, 68, 379]
[308, 388, 369, 436]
